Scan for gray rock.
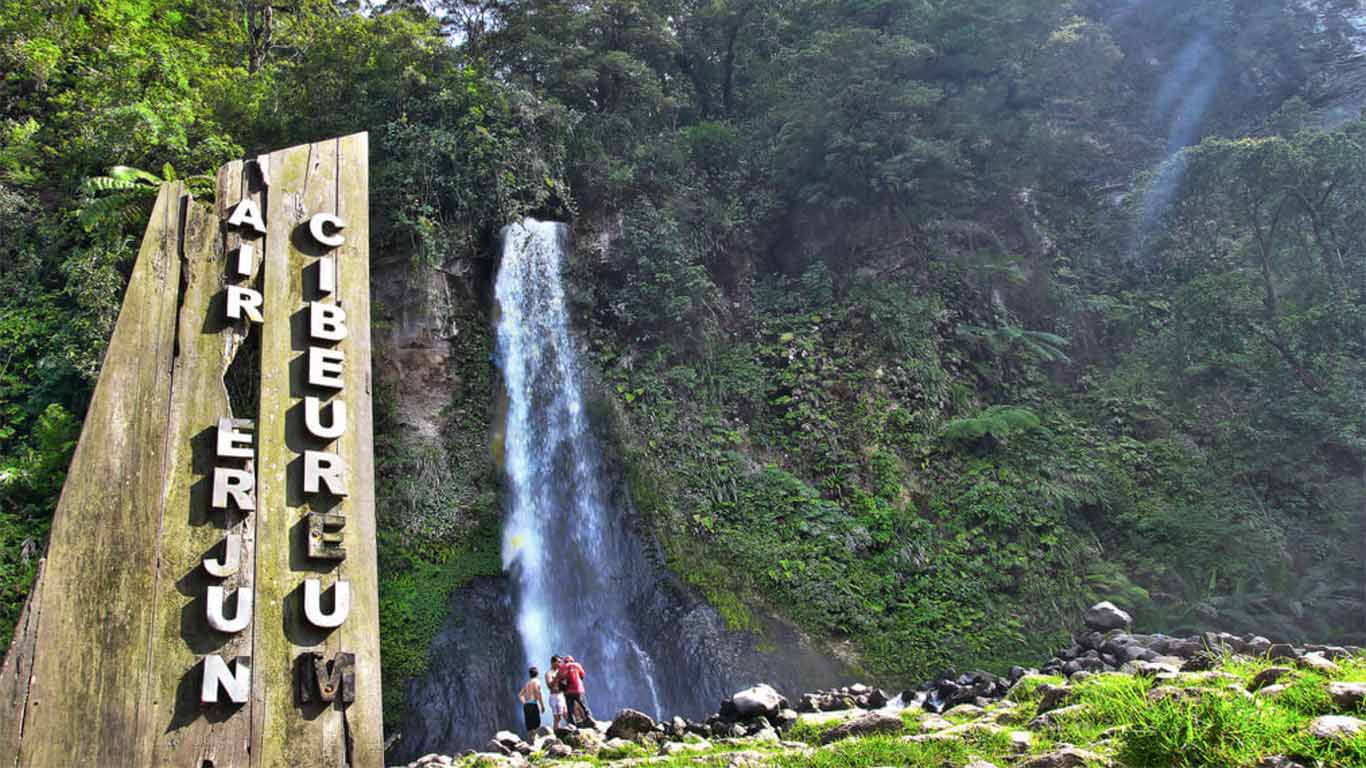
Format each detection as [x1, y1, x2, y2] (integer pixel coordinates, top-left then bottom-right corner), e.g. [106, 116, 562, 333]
[605, 709, 656, 742]
[660, 739, 711, 756]
[731, 684, 786, 718]
[1327, 681, 1366, 710]
[1248, 667, 1294, 691]
[1256, 757, 1307, 768]
[1022, 745, 1110, 767]
[1298, 653, 1341, 675]
[1267, 643, 1299, 661]
[1308, 715, 1365, 740]
[1028, 704, 1088, 730]
[819, 710, 904, 744]
[1083, 602, 1132, 632]
[1036, 684, 1073, 714]
[544, 743, 573, 758]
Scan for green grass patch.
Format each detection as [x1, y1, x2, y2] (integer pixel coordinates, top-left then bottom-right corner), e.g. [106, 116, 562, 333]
[1120, 690, 1366, 767]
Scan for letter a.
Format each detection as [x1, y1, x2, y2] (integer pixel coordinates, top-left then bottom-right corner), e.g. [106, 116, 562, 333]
[226, 199, 266, 235]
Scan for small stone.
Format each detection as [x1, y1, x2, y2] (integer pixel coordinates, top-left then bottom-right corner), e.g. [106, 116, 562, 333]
[1308, 715, 1365, 740]
[1021, 745, 1110, 767]
[545, 743, 573, 758]
[819, 710, 904, 744]
[1083, 601, 1133, 632]
[963, 761, 999, 768]
[1297, 653, 1341, 675]
[918, 714, 953, 731]
[1328, 681, 1366, 710]
[1256, 684, 1288, 700]
[1009, 730, 1032, 752]
[1248, 667, 1293, 691]
[943, 703, 985, 718]
[1028, 704, 1088, 730]
[1256, 757, 1307, 768]
[659, 739, 711, 756]
[1036, 684, 1072, 714]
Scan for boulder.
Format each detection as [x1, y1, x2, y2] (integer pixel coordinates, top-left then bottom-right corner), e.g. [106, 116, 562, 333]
[819, 710, 905, 745]
[483, 740, 511, 756]
[1009, 730, 1033, 752]
[1083, 602, 1132, 632]
[731, 684, 786, 718]
[605, 709, 656, 742]
[1327, 682, 1366, 710]
[1308, 715, 1365, 740]
[1248, 667, 1293, 691]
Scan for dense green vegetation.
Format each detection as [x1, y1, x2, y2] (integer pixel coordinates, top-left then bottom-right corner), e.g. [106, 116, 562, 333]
[2, 0, 1364, 734]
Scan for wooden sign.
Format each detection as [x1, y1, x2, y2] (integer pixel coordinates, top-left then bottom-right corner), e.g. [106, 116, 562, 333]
[0, 134, 382, 767]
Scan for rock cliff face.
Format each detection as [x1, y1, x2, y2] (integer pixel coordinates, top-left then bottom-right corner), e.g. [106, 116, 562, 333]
[1297, 0, 1366, 127]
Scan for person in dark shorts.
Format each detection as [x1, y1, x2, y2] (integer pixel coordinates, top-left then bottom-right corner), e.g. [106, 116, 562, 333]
[558, 656, 590, 726]
[517, 666, 544, 735]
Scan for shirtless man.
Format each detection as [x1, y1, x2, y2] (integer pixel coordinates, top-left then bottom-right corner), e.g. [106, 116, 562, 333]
[517, 666, 545, 736]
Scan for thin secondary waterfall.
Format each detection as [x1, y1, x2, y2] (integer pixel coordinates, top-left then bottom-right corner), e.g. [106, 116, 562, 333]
[495, 218, 664, 720]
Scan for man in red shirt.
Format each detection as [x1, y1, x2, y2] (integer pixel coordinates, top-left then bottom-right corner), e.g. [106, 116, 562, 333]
[558, 655, 590, 726]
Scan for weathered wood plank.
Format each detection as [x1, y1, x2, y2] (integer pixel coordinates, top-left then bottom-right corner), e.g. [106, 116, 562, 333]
[0, 558, 45, 764]
[251, 132, 381, 767]
[12, 183, 185, 767]
[141, 175, 259, 766]
[335, 130, 384, 768]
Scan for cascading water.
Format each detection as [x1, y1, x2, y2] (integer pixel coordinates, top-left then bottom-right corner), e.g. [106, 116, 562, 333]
[495, 218, 664, 719]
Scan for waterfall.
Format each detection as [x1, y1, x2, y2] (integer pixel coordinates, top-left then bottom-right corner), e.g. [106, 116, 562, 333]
[494, 218, 664, 720]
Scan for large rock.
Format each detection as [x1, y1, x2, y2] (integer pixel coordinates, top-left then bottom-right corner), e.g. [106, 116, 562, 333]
[1327, 681, 1366, 710]
[819, 710, 905, 744]
[731, 684, 786, 718]
[605, 709, 656, 742]
[1083, 602, 1132, 632]
[1308, 715, 1365, 740]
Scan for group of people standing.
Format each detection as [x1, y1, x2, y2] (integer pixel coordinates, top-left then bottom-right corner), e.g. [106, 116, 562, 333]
[517, 655, 592, 734]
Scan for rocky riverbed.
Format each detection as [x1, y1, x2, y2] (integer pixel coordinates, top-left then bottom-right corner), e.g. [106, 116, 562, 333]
[395, 604, 1366, 768]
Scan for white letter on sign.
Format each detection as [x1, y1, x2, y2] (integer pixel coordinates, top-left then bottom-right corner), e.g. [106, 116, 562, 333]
[233, 242, 255, 277]
[304, 450, 348, 496]
[309, 302, 348, 342]
[226, 199, 266, 235]
[307, 213, 346, 248]
[226, 285, 263, 323]
[216, 417, 254, 459]
[204, 533, 241, 577]
[305, 396, 347, 440]
[212, 467, 256, 510]
[206, 585, 253, 633]
[303, 579, 351, 628]
[307, 347, 345, 389]
[201, 655, 251, 704]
